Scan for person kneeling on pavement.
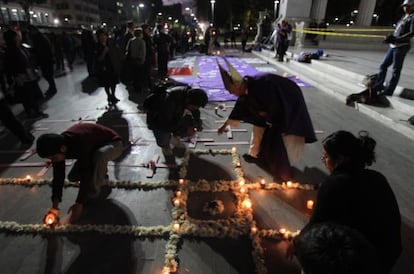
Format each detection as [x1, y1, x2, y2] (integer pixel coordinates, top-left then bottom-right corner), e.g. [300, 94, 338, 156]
[145, 86, 208, 164]
[36, 123, 123, 223]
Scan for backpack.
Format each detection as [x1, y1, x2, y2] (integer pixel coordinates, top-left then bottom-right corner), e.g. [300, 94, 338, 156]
[143, 78, 189, 129]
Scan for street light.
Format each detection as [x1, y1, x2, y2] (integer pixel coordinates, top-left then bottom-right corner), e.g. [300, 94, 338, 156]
[274, 0, 280, 19]
[137, 3, 144, 23]
[210, 0, 216, 25]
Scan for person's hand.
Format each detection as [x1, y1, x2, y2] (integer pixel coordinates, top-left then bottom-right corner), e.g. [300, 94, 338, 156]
[217, 123, 228, 135]
[43, 207, 60, 226]
[67, 203, 83, 224]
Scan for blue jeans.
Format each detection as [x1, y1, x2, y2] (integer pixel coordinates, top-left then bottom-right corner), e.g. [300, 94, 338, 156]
[375, 45, 410, 95]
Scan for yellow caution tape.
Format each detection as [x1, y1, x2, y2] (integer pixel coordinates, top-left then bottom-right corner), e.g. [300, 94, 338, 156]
[294, 29, 385, 38]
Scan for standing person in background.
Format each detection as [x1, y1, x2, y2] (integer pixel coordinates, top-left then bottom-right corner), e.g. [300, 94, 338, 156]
[302, 130, 401, 274]
[61, 31, 75, 71]
[125, 28, 146, 93]
[50, 32, 64, 72]
[27, 25, 57, 97]
[141, 24, 154, 92]
[241, 28, 249, 52]
[153, 25, 172, 78]
[95, 29, 121, 105]
[3, 29, 48, 119]
[374, 0, 414, 96]
[81, 27, 96, 78]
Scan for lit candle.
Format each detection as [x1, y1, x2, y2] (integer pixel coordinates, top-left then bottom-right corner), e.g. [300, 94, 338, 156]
[173, 199, 180, 207]
[286, 181, 293, 188]
[306, 200, 314, 210]
[279, 228, 286, 234]
[242, 199, 252, 208]
[162, 267, 170, 274]
[178, 179, 185, 185]
[176, 191, 182, 197]
[173, 222, 180, 231]
[25, 175, 32, 181]
[260, 178, 266, 188]
[251, 226, 258, 234]
[235, 161, 241, 167]
[240, 187, 246, 193]
[239, 180, 245, 186]
[231, 147, 237, 153]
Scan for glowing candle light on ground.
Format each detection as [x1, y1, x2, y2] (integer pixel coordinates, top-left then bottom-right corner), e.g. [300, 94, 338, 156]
[279, 228, 286, 234]
[173, 199, 180, 207]
[251, 226, 258, 234]
[178, 179, 185, 185]
[243, 199, 252, 208]
[239, 179, 245, 186]
[240, 187, 246, 193]
[162, 267, 170, 274]
[286, 181, 293, 188]
[176, 191, 182, 197]
[25, 175, 32, 181]
[306, 200, 314, 209]
[235, 161, 241, 167]
[260, 178, 266, 188]
[173, 223, 180, 231]
[231, 147, 237, 153]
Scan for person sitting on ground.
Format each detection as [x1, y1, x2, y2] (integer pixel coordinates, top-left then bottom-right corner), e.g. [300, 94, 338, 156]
[217, 57, 316, 181]
[303, 130, 401, 274]
[145, 86, 208, 164]
[36, 123, 123, 223]
[293, 222, 380, 274]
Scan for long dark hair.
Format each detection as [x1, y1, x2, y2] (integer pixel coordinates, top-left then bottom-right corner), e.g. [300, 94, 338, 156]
[322, 130, 376, 168]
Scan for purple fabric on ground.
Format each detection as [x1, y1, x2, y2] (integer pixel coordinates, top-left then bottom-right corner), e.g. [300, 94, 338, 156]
[170, 56, 311, 101]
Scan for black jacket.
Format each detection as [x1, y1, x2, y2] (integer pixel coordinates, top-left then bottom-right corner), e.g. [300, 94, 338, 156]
[306, 163, 402, 273]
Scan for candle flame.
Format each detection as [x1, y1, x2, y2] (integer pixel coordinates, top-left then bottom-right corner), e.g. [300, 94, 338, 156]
[243, 199, 252, 208]
[176, 191, 182, 197]
[286, 181, 293, 188]
[231, 147, 237, 153]
[240, 187, 246, 193]
[178, 179, 185, 185]
[306, 200, 314, 210]
[25, 175, 32, 181]
[251, 226, 258, 234]
[239, 180, 245, 186]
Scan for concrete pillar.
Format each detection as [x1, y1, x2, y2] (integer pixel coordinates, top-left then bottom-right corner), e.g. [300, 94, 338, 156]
[356, 0, 376, 26]
[310, 0, 328, 23]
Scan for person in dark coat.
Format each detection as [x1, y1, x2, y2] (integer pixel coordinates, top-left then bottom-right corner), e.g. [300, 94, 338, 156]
[217, 58, 316, 180]
[95, 29, 121, 105]
[27, 25, 57, 96]
[3, 29, 48, 119]
[302, 130, 402, 274]
[141, 24, 154, 91]
[153, 25, 172, 78]
[36, 123, 123, 223]
[80, 27, 96, 77]
[146, 86, 208, 163]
